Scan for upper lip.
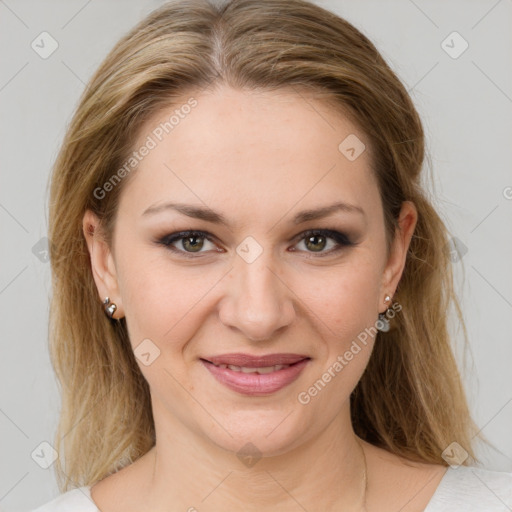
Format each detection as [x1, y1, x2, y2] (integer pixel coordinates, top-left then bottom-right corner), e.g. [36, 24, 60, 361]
[202, 353, 310, 367]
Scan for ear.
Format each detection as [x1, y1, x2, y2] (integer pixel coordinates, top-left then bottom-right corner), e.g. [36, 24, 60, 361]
[82, 209, 124, 319]
[379, 200, 417, 313]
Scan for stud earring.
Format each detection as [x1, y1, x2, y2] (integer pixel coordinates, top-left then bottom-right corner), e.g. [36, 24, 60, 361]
[376, 294, 392, 332]
[103, 297, 117, 319]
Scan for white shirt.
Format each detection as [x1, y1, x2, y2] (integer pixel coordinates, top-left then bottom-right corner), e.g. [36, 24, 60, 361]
[31, 465, 512, 511]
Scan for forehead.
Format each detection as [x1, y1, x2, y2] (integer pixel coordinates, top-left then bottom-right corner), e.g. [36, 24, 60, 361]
[119, 85, 379, 226]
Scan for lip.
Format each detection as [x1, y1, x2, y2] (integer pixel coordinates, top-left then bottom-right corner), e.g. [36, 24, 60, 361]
[203, 353, 310, 367]
[200, 354, 311, 396]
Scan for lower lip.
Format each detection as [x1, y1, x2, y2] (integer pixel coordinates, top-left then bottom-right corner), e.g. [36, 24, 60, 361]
[201, 359, 310, 396]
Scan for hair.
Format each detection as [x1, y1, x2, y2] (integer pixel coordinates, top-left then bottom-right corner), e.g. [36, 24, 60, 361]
[48, 0, 484, 492]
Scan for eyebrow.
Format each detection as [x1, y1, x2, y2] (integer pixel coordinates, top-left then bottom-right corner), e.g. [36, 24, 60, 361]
[142, 201, 365, 227]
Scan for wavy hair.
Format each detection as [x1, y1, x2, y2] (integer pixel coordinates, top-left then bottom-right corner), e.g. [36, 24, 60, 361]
[47, 0, 483, 491]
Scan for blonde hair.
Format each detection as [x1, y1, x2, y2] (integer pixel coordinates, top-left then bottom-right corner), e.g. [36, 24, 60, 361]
[48, 0, 483, 491]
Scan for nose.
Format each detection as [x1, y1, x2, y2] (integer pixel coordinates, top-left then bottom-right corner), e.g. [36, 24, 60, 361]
[218, 253, 296, 342]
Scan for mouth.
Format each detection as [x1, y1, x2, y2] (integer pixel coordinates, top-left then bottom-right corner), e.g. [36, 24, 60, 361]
[202, 352, 310, 368]
[204, 362, 298, 374]
[200, 353, 311, 395]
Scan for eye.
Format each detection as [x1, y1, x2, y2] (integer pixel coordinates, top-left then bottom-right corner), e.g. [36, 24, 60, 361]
[291, 229, 355, 257]
[157, 230, 220, 257]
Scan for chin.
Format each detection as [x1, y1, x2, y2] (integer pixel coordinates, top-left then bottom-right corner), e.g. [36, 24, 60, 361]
[199, 408, 309, 461]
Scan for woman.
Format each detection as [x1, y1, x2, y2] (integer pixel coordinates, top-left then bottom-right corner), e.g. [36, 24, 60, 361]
[33, 0, 512, 510]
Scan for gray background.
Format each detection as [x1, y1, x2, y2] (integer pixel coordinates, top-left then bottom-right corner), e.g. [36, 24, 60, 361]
[1, 0, 511, 510]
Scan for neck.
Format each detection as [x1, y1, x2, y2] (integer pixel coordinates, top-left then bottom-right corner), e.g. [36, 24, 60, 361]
[144, 399, 368, 511]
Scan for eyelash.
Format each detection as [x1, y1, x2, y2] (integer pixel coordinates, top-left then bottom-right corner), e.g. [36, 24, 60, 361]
[156, 229, 356, 259]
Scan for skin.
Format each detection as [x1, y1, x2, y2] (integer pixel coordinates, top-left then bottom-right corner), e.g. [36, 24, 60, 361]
[83, 85, 447, 511]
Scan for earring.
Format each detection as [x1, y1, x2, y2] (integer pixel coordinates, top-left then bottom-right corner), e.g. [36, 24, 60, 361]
[376, 294, 391, 332]
[103, 297, 117, 319]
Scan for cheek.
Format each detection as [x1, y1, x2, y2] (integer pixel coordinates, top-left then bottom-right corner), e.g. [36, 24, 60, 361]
[116, 244, 221, 349]
[292, 264, 380, 409]
[294, 258, 381, 341]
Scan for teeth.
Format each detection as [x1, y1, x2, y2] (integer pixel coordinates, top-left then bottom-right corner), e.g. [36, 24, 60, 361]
[215, 363, 291, 374]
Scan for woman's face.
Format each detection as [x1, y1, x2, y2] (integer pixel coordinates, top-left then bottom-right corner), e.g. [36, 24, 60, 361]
[85, 85, 416, 457]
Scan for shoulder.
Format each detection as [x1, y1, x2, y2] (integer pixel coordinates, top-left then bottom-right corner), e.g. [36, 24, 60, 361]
[31, 487, 99, 512]
[425, 465, 512, 511]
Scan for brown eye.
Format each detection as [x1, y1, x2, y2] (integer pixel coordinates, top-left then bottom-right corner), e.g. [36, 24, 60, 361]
[292, 229, 355, 256]
[158, 230, 218, 257]
[181, 235, 205, 252]
[304, 234, 328, 252]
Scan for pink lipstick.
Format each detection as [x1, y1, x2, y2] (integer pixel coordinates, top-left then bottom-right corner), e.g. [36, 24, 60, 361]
[200, 353, 310, 396]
